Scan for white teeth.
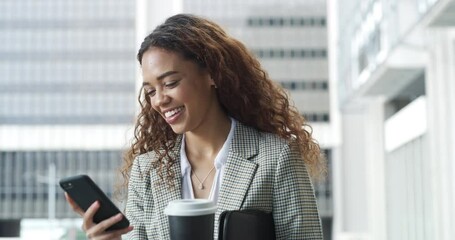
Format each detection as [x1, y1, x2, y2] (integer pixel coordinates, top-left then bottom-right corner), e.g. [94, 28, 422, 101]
[164, 107, 183, 118]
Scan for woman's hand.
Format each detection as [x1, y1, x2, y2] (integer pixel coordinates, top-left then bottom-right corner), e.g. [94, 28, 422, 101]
[64, 192, 133, 240]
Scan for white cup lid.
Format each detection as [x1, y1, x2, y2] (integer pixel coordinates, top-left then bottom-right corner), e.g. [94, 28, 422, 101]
[164, 199, 217, 216]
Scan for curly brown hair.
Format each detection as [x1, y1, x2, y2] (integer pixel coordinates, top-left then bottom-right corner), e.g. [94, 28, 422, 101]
[120, 13, 325, 191]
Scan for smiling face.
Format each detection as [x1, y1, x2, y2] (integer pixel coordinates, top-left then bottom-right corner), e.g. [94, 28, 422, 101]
[141, 47, 221, 134]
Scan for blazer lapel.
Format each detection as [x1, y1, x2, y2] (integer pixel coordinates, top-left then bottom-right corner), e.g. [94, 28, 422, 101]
[216, 122, 259, 216]
[149, 138, 182, 239]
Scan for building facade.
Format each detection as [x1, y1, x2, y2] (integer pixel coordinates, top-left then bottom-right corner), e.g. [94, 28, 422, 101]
[0, 0, 137, 231]
[330, 0, 455, 239]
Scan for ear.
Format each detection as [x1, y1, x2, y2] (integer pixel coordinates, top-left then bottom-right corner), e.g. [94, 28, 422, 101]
[209, 76, 217, 88]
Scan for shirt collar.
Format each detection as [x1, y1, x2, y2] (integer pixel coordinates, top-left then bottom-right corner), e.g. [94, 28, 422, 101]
[180, 139, 191, 177]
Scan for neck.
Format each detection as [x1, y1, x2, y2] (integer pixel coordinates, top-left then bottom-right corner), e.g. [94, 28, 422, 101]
[184, 114, 231, 163]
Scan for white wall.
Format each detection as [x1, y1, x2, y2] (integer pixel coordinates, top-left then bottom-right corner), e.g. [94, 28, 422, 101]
[386, 135, 432, 240]
[425, 27, 455, 240]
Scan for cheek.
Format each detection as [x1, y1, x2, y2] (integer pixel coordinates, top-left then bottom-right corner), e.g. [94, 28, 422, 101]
[172, 87, 192, 104]
[179, 92, 193, 104]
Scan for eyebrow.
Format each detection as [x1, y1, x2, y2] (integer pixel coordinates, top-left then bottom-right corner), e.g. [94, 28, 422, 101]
[142, 71, 179, 87]
[157, 71, 179, 80]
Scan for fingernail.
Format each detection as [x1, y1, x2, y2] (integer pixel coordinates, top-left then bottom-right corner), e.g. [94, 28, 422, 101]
[116, 213, 123, 219]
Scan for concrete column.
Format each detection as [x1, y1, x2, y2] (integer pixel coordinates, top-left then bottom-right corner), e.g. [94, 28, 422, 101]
[340, 101, 369, 235]
[425, 27, 455, 240]
[136, 0, 182, 42]
[338, 97, 387, 240]
[364, 98, 387, 240]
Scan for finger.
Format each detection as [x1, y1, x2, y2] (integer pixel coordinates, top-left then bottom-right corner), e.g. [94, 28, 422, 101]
[88, 213, 125, 234]
[64, 192, 84, 216]
[94, 226, 134, 240]
[82, 201, 100, 231]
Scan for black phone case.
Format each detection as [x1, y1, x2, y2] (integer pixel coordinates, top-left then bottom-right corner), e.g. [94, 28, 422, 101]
[218, 209, 276, 240]
[59, 174, 129, 231]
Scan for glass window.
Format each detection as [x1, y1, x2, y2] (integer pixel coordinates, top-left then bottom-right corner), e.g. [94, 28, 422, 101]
[323, 114, 330, 122]
[320, 18, 326, 27]
[322, 82, 329, 90]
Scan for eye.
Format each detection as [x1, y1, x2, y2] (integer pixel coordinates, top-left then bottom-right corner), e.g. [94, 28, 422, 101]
[144, 88, 156, 97]
[164, 80, 179, 88]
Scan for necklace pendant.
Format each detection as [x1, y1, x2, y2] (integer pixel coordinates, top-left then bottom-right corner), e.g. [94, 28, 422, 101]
[198, 183, 204, 190]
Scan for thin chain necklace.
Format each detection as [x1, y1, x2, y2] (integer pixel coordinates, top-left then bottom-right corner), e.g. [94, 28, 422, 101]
[191, 166, 216, 190]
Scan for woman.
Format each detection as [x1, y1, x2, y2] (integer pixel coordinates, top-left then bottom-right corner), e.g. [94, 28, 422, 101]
[66, 13, 325, 239]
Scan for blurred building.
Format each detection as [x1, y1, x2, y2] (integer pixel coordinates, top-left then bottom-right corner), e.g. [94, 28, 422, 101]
[0, 0, 335, 237]
[0, 0, 137, 232]
[330, 0, 455, 239]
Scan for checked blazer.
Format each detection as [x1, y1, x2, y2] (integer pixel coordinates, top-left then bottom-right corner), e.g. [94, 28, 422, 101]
[125, 122, 323, 240]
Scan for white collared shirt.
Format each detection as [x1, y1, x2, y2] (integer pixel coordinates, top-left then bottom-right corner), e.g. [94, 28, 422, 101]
[180, 118, 236, 204]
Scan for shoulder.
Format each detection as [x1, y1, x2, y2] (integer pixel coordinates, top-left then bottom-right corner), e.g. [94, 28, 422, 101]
[133, 152, 155, 173]
[236, 121, 288, 145]
[234, 121, 292, 160]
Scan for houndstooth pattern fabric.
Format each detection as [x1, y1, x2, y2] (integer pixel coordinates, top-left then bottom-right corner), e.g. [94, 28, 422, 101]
[125, 122, 323, 240]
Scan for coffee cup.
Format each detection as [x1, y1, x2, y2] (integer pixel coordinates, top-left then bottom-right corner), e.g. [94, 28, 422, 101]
[164, 199, 217, 240]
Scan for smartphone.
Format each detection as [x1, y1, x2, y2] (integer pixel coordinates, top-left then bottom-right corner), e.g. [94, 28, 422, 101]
[59, 174, 130, 231]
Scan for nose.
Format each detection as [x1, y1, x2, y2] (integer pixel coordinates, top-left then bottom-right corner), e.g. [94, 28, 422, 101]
[153, 89, 170, 107]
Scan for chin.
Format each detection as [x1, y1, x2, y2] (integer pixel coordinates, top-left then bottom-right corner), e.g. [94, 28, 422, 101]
[169, 125, 185, 135]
